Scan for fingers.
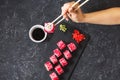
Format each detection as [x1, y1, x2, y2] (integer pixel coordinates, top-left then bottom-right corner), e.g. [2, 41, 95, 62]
[61, 3, 72, 21]
[61, 6, 69, 21]
[61, 1, 75, 21]
[61, 1, 80, 21]
[68, 2, 80, 13]
[67, 4, 79, 20]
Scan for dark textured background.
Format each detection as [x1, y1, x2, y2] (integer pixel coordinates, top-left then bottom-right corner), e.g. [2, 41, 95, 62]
[0, 0, 120, 80]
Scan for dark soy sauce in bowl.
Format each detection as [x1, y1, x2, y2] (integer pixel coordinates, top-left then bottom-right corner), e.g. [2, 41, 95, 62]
[32, 28, 45, 41]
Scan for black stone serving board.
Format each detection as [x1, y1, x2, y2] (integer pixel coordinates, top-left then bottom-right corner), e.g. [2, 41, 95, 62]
[40, 22, 90, 80]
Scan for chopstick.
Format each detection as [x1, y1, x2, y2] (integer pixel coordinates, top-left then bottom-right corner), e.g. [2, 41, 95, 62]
[55, 0, 89, 25]
[46, 0, 89, 27]
[55, 18, 64, 26]
[75, 0, 89, 11]
[52, 0, 81, 25]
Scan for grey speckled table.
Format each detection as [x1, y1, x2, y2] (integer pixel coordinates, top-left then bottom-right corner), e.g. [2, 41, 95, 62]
[0, 0, 120, 80]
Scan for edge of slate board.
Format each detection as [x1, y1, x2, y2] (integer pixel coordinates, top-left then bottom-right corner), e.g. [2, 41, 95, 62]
[41, 22, 90, 80]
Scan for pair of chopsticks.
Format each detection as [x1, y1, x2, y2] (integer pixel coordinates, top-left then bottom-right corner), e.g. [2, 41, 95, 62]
[50, 0, 89, 26]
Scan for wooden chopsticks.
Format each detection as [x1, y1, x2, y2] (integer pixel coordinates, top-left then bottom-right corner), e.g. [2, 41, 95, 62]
[48, 0, 89, 26]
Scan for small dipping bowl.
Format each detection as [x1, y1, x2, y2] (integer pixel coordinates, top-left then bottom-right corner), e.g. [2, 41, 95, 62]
[29, 25, 47, 43]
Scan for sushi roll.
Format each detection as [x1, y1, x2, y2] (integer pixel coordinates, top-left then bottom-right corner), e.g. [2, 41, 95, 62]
[67, 43, 77, 52]
[53, 48, 62, 58]
[55, 64, 64, 75]
[44, 61, 53, 71]
[57, 40, 66, 50]
[59, 57, 68, 67]
[44, 22, 55, 33]
[49, 72, 59, 80]
[50, 55, 58, 64]
[63, 50, 72, 60]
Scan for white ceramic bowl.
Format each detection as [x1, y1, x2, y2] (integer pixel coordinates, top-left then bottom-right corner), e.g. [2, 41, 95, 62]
[29, 25, 47, 43]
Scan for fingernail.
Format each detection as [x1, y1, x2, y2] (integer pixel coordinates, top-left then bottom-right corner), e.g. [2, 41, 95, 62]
[66, 18, 69, 21]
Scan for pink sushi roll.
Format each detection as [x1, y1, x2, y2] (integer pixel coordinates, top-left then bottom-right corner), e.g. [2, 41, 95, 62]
[59, 57, 68, 67]
[50, 55, 58, 64]
[67, 43, 77, 52]
[57, 40, 66, 50]
[44, 61, 53, 71]
[55, 65, 64, 75]
[44, 22, 55, 33]
[49, 72, 59, 80]
[53, 48, 62, 58]
[63, 50, 72, 60]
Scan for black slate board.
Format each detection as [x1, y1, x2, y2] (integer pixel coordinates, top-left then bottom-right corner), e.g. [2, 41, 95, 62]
[41, 22, 90, 80]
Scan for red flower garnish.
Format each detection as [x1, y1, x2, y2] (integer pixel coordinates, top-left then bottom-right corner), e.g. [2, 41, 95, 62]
[72, 29, 85, 43]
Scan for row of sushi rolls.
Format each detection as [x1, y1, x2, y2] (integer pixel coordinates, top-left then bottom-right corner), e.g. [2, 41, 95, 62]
[44, 23, 85, 80]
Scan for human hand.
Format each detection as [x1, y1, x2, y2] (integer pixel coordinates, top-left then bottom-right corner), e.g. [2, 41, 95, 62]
[61, 1, 85, 23]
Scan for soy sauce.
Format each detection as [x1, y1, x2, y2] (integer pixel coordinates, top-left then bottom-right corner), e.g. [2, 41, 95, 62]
[32, 28, 45, 41]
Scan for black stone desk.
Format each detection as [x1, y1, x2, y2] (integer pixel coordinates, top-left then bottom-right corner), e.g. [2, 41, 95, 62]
[0, 0, 120, 80]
